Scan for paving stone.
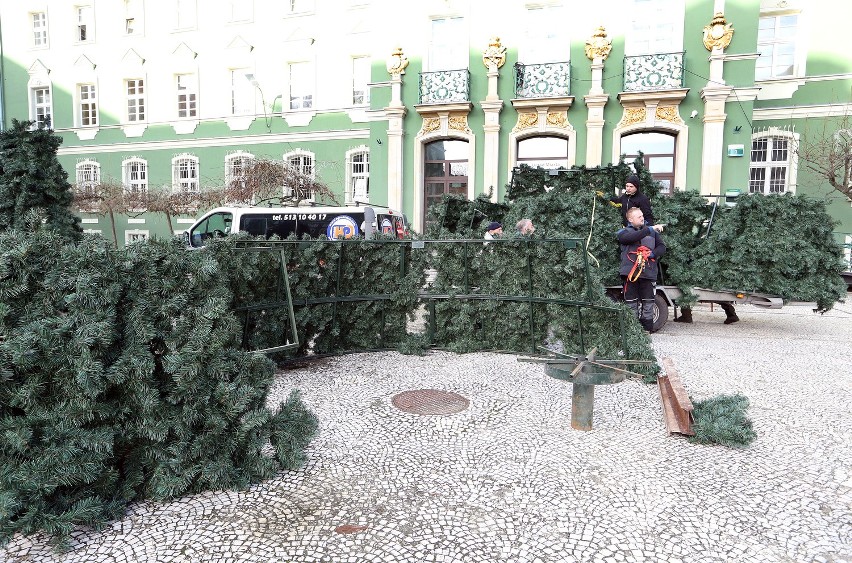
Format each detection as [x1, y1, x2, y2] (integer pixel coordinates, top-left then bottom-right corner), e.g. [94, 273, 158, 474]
[2, 301, 851, 562]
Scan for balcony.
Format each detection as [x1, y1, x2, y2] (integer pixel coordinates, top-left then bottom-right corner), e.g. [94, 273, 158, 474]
[419, 69, 470, 104]
[514, 61, 571, 99]
[623, 52, 685, 92]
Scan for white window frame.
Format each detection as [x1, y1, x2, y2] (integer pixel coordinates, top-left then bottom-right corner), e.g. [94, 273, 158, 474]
[176, 74, 198, 118]
[428, 16, 466, 71]
[175, 0, 197, 30]
[283, 149, 315, 201]
[78, 83, 98, 127]
[75, 5, 94, 43]
[626, 0, 684, 55]
[345, 147, 370, 203]
[125, 78, 146, 123]
[172, 154, 200, 193]
[230, 69, 256, 116]
[225, 151, 255, 187]
[352, 56, 370, 106]
[31, 11, 49, 48]
[122, 157, 148, 195]
[125, 230, 150, 245]
[288, 62, 314, 111]
[287, 0, 315, 15]
[124, 0, 144, 35]
[227, 0, 253, 22]
[522, 5, 569, 64]
[749, 130, 799, 195]
[756, 10, 805, 81]
[31, 86, 53, 129]
[75, 160, 101, 196]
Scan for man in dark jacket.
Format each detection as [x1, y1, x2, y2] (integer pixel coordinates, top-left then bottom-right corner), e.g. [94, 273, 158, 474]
[610, 174, 654, 226]
[617, 207, 666, 332]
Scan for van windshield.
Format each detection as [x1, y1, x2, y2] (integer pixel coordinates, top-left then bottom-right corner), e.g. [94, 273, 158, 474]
[188, 212, 232, 247]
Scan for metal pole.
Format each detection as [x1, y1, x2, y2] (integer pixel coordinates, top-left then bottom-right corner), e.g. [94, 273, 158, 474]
[571, 383, 594, 431]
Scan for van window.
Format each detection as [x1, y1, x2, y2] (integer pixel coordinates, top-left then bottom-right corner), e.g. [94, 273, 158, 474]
[240, 214, 297, 239]
[189, 211, 232, 247]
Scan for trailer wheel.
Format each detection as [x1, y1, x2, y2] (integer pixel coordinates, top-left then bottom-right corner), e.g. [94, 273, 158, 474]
[652, 293, 669, 332]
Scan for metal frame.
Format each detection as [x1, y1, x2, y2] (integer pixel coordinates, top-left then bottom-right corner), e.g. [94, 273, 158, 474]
[231, 238, 629, 357]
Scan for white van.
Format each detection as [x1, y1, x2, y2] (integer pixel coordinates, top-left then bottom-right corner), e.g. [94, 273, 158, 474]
[185, 205, 408, 248]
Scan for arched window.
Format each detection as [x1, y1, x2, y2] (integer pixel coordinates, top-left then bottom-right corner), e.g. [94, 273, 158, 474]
[225, 151, 255, 187]
[517, 136, 570, 170]
[621, 132, 676, 194]
[424, 139, 468, 224]
[345, 147, 369, 203]
[122, 157, 148, 194]
[172, 154, 199, 193]
[749, 130, 798, 194]
[283, 149, 316, 201]
[75, 159, 100, 196]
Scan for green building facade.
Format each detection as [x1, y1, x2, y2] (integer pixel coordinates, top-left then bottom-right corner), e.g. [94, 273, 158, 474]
[1, 0, 850, 251]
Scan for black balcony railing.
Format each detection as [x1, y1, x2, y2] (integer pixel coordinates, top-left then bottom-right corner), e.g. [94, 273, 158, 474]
[623, 52, 685, 92]
[514, 61, 571, 99]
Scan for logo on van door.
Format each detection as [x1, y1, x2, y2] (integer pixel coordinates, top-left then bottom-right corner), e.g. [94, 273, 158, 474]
[327, 215, 360, 240]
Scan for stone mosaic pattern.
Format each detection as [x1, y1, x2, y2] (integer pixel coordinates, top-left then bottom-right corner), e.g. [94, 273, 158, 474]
[3, 301, 851, 562]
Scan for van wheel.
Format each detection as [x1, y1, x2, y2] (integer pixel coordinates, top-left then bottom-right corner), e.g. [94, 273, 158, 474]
[652, 293, 669, 332]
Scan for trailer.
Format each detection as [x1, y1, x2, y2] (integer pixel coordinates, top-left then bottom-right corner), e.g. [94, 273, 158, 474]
[605, 285, 784, 332]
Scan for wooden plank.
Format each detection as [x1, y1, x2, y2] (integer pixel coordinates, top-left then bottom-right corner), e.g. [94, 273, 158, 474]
[659, 357, 695, 436]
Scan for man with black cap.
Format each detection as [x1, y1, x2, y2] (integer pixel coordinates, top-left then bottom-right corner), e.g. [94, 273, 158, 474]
[483, 221, 502, 241]
[608, 174, 655, 227]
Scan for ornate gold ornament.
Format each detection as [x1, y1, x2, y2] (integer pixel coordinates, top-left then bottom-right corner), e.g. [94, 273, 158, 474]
[703, 13, 734, 51]
[422, 117, 440, 134]
[387, 47, 409, 76]
[448, 115, 471, 133]
[584, 26, 613, 61]
[620, 107, 646, 127]
[655, 106, 683, 124]
[546, 111, 568, 129]
[513, 111, 539, 132]
[482, 37, 506, 69]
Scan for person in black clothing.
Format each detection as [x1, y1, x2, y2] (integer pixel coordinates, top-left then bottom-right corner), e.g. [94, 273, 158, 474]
[617, 207, 667, 332]
[608, 174, 655, 226]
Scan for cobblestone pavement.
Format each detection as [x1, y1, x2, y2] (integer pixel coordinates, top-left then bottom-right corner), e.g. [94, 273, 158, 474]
[3, 299, 851, 563]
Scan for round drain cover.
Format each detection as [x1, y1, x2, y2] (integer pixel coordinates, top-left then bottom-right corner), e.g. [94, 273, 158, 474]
[391, 389, 470, 415]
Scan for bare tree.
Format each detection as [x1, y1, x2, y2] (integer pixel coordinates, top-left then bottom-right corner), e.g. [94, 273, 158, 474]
[795, 111, 852, 201]
[72, 158, 340, 238]
[223, 158, 339, 206]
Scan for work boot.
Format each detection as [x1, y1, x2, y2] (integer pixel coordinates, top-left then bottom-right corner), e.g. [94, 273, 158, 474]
[720, 303, 739, 324]
[640, 317, 654, 332]
[674, 306, 693, 323]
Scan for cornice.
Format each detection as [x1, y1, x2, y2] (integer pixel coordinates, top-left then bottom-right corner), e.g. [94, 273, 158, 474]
[753, 103, 852, 120]
[56, 129, 370, 156]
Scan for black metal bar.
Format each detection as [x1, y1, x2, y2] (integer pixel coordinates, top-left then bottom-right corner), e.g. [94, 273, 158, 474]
[463, 242, 469, 293]
[577, 305, 585, 354]
[526, 239, 535, 353]
[331, 243, 343, 334]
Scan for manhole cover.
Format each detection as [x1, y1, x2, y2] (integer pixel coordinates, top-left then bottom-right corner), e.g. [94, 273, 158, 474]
[391, 389, 470, 415]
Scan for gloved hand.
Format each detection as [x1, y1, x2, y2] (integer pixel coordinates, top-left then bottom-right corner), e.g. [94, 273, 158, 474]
[595, 190, 605, 198]
[609, 201, 622, 208]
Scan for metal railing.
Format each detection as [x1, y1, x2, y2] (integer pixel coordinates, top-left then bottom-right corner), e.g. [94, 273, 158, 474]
[514, 61, 571, 99]
[623, 52, 685, 92]
[419, 69, 470, 104]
